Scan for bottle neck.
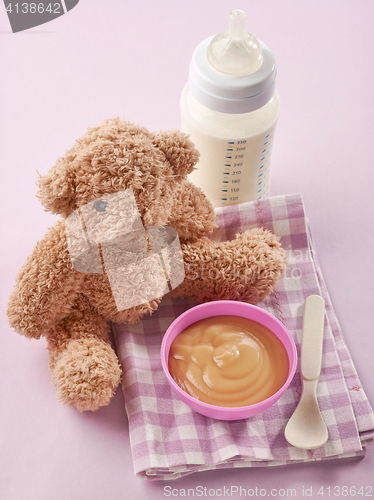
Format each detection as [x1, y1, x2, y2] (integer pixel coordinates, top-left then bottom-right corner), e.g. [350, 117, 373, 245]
[189, 37, 277, 114]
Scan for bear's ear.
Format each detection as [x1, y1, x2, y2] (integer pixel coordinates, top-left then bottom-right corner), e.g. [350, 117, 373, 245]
[153, 130, 199, 181]
[36, 157, 76, 218]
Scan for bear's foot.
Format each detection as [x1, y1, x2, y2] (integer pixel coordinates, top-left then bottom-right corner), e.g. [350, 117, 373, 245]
[50, 335, 122, 412]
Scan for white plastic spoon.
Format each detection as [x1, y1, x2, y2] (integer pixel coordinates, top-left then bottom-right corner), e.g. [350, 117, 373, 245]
[284, 295, 328, 449]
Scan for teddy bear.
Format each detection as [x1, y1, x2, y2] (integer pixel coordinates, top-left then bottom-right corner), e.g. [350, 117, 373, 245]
[6, 118, 287, 412]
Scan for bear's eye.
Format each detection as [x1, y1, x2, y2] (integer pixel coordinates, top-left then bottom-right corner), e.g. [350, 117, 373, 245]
[94, 199, 108, 212]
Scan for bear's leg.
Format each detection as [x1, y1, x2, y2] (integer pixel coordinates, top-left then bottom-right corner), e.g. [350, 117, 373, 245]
[46, 295, 122, 412]
[173, 228, 287, 304]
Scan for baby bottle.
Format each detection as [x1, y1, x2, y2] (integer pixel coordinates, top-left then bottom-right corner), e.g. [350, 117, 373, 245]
[181, 9, 280, 208]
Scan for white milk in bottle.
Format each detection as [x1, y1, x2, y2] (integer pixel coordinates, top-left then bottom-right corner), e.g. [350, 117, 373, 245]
[181, 9, 280, 208]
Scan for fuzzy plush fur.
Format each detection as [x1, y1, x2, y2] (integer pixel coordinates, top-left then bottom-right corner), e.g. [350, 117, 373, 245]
[7, 118, 287, 412]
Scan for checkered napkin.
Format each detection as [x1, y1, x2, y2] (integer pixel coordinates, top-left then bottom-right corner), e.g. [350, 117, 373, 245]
[112, 193, 374, 480]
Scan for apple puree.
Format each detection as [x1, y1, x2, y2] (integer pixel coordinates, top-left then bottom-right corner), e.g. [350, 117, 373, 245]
[168, 315, 289, 407]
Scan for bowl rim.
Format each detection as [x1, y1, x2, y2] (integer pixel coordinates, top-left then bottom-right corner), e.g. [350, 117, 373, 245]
[161, 300, 298, 413]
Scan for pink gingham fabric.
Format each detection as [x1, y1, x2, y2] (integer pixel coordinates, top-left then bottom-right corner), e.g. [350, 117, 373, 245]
[113, 193, 374, 480]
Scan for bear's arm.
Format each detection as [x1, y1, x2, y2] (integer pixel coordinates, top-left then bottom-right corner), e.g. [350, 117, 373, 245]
[6, 220, 85, 339]
[172, 229, 287, 304]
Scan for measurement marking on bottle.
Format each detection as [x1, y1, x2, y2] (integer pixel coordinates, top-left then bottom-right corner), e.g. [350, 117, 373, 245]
[222, 144, 233, 206]
[262, 149, 266, 153]
[259, 173, 263, 177]
[258, 189, 262, 193]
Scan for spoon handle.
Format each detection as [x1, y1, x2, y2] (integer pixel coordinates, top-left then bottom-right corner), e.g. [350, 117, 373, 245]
[301, 295, 325, 381]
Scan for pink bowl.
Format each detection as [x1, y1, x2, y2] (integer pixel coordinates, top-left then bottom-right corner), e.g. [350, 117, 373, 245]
[161, 300, 297, 420]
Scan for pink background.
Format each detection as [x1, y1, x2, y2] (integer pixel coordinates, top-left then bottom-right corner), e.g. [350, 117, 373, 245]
[1, 1, 373, 498]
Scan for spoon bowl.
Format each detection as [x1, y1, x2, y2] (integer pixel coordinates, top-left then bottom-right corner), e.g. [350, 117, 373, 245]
[285, 379, 328, 449]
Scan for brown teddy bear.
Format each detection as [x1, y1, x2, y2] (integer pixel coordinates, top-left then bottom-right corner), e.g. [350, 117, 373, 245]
[6, 118, 286, 412]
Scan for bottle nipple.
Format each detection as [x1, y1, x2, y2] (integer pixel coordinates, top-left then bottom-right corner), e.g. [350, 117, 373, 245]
[207, 9, 263, 77]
